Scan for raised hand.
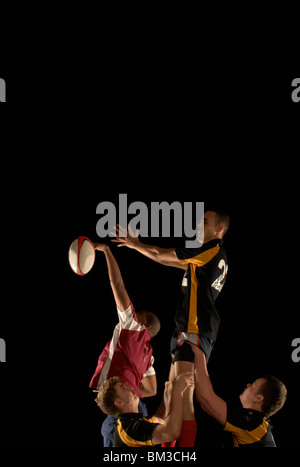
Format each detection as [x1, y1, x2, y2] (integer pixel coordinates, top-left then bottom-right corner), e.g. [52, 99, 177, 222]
[111, 224, 140, 249]
[173, 372, 195, 395]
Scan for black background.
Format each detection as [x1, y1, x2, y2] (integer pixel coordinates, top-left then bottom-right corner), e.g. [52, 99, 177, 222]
[0, 26, 299, 451]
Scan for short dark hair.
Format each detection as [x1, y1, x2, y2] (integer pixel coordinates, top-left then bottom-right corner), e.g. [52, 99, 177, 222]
[260, 375, 287, 417]
[209, 209, 230, 237]
[144, 312, 161, 338]
[137, 311, 161, 338]
[95, 376, 120, 416]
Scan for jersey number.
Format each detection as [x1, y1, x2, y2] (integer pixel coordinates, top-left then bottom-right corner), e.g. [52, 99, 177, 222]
[212, 259, 228, 292]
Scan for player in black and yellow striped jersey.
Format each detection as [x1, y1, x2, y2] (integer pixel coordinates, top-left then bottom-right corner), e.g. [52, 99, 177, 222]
[114, 413, 159, 447]
[172, 235, 228, 354]
[190, 344, 287, 447]
[95, 373, 195, 447]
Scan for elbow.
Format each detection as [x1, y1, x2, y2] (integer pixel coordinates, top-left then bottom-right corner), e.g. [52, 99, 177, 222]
[197, 396, 213, 416]
[164, 427, 181, 442]
[196, 393, 209, 409]
[172, 427, 182, 440]
[140, 383, 157, 398]
[146, 388, 157, 398]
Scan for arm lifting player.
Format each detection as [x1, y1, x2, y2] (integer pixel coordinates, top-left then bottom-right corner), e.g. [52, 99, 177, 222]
[95, 370, 195, 447]
[190, 344, 287, 447]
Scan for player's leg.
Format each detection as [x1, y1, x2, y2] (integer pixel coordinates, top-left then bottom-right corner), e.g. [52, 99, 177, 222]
[168, 362, 175, 383]
[173, 344, 197, 447]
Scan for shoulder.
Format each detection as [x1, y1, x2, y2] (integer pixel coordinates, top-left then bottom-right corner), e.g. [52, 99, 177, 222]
[116, 414, 159, 447]
[225, 405, 265, 431]
[117, 303, 142, 329]
[176, 240, 224, 267]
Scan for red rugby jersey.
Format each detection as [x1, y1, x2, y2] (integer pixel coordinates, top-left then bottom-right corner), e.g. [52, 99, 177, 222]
[89, 303, 154, 398]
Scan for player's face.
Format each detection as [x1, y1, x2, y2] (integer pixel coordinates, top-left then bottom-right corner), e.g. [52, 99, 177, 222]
[115, 382, 139, 405]
[197, 211, 219, 244]
[240, 378, 265, 407]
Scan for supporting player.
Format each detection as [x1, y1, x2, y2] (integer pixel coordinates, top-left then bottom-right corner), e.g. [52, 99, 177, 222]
[95, 371, 195, 447]
[90, 244, 161, 446]
[112, 209, 230, 447]
[190, 344, 287, 447]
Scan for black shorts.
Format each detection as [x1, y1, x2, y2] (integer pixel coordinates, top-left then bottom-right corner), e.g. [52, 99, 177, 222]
[170, 331, 215, 364]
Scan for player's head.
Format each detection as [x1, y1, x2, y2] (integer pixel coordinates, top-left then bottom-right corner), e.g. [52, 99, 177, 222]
[137, 311, 161, 338]
[240, 376, 287, 417]
[199, 210, 230, 243]
[259, 375, 287, 417]
[95, 377, 139, 416]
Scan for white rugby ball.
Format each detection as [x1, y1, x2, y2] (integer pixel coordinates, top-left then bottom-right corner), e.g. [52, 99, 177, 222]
[68, 236, 95, 275]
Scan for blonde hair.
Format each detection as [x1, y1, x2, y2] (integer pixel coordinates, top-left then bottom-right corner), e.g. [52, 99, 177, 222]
[95, 377, 120, 416]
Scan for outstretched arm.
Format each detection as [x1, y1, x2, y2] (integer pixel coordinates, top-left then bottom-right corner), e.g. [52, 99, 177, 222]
[111, 226, 188, 270]
[190, 345, 227, 426]
[94, 244, 130, 312]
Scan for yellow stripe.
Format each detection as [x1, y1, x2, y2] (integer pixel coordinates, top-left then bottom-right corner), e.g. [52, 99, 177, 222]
[224, 418, 269, 446]
[182, 245, 220, 334]
[117, 419, 154, 447]
[179, 245, 220, 267]
[188, 264, 198, 334]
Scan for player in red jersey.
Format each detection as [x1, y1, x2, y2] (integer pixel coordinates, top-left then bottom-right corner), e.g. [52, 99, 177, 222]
[90, 244, 161, 445]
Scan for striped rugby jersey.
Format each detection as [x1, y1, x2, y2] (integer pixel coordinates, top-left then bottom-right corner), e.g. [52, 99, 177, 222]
[224, 405, 276, 447]
[114, 413, 159, 447]
[175, 239, 228, 341]
[89, 303, 155, 398]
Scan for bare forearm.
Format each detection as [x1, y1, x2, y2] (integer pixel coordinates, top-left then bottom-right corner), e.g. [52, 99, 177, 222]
[140, 375, 157, 398]
[192, 347, 227, 425]
[112, 226, 187, 269]
[132, 242, 173, 265]
[94, 244, 130, 311]
[193, 350, 214, 402]
[103, 247, 124, 288]
[164, 390, 184, 437]
[131, 241, 186, 269]
[152, 391, 184, 444]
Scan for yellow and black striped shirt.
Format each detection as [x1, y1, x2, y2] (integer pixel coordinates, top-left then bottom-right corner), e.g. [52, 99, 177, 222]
[175, 239, 228, 341]
[224, 405, 276, 447]
[114, 413, 159, 447]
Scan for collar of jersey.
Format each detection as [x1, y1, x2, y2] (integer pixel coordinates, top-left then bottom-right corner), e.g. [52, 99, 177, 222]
[117, 413, 143, 420]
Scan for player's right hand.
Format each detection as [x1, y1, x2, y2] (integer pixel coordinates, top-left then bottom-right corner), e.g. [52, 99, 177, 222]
[173, 372, 195, 395]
